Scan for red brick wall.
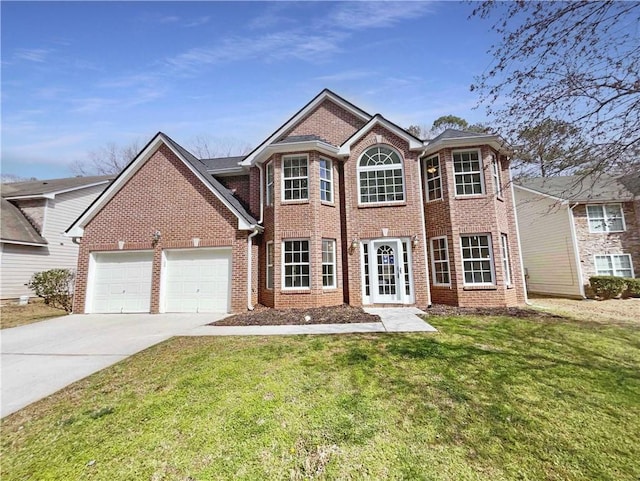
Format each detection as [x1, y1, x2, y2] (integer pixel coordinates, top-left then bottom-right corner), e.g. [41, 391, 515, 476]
[282, 99, 366, 146]
[572, 201, 640, 281]
[73, 144, 249, 313]
[218, 175, 251, 213]
[424, 146, 525, 307]
[342, 126, 430, 307]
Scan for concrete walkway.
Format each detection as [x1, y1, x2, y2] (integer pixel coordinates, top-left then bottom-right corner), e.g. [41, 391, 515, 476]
[1, 308, 435, 417]
[186, 307, 436, 336]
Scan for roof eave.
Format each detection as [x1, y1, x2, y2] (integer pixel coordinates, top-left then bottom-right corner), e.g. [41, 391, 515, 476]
[421, 136, 512, 157]
[338, 116, 424, 157]
[0, 239, 48, 247]
[2, 180, 112, 201]
[253, 141, 340, 164]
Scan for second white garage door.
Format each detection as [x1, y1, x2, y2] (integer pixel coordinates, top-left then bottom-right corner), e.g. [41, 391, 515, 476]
[162, 248, 232, 313]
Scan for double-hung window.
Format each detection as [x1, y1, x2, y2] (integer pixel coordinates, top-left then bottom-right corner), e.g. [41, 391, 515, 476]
[500, 234, 512, 286]
[425, 155, 442, 201]
[266, 162, 274, 206]
[358, 146, 405, 204]
[322, 239, 336, 288]
[266, 242, 274, 289]
[283, 240, 310, 288]
[319, 158, 333, 203]
[586, 204, 625, 233]
[430, 237, 450, 285]
[594, 254, 634, 277]
[453, 150, 484, 196]
[282, 155, 308, 201]
[461, 235, 494, 285]
[491, 155, 502, 198]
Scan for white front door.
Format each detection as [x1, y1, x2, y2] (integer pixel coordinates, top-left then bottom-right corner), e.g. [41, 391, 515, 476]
[371, 240, 403, 303]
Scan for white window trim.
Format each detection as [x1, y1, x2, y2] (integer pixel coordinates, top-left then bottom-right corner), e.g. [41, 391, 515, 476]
[460, 234, 495, 286]
[593, 253, 635, 278]
[501, 233, 512, 287]
[266, 241, 274, 289]
[281, 154, 309, 202]
[321, 239, 337, 289]
[281, 238, 311, 290]
[586, 203, 626, 233]
[491, 154, 502, 198]
[424, 154, 443, 202]
[452, 148, 485, 197]
[357, 145, 406, 205]
[265, 162, 274, 206]
[430, 236, 451, 286]
[319, 157, 334, 204]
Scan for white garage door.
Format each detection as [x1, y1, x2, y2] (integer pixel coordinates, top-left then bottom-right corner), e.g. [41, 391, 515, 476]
[89, 251, 153, 313]
[163, 248, 232, 313]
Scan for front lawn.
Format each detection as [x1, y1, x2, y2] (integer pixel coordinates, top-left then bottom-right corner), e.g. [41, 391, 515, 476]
[0, 299, 66, 329]
[2, 314, 639, 480]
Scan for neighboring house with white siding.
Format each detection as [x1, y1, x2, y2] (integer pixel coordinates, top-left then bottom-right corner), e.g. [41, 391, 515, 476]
[1, 176, 113, 299]
[514, 174, 639, 298]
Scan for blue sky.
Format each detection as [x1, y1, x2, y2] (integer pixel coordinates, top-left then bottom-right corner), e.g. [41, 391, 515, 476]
[2, 1, 501, 179]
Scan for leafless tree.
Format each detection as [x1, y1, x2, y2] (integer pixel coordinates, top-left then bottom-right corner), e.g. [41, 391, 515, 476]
[471, 1, 640, 175]
[1, 173, 34, 183]
[71, 140, 143, 176]
[188, 135, 252, 159]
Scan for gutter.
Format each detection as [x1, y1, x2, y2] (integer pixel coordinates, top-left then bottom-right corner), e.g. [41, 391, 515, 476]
[509, 165, 531, 305]
[417, 151, 433, 307]
[247, 164, 266, 311]
[567, 202, 587, 298]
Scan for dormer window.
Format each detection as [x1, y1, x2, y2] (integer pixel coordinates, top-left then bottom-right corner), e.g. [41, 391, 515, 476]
[358, 145, 405, 204]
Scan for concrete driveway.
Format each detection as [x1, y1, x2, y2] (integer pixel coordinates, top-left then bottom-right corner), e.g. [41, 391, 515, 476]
[1, 312, 225, 418]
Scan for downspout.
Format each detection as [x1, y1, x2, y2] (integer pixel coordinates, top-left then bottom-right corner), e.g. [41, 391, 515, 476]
[509, 164, 531, 305]
[247, 164, 266, 311]
[567, 202, 586, 298]
[417, 153, 433, 307]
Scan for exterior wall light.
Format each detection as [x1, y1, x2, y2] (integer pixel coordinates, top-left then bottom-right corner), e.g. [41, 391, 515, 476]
[350, 238, 359, 254]
[152, 230, 161, 245]
[412, 234, 419, 248]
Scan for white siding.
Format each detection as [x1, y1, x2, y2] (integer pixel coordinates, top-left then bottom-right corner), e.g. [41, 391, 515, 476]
[1, 184, 105, 299]
[514, 188, 583, 297]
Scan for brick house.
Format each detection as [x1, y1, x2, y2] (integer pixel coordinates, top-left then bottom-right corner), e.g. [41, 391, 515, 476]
[514, 175, 639, 298]
[67, 89, 526, 313]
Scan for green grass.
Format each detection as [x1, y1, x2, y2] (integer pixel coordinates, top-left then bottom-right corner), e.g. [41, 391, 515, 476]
[2, 314, 639, 480]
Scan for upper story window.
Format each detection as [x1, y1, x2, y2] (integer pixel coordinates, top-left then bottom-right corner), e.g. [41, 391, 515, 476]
[358, 145, 405, 204]
[266, 162, 274, 206]
[586, 204, 625, 233]
[453, 149, 484, 196]
[491, 154, 502, 198]
[425, 155, 442, 201]
[319, 158, 333, 203]
[282, 155, 308, 201]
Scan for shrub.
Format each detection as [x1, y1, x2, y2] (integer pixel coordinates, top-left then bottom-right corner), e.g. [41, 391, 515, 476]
[624, 278, 640, 298]
[27, 268, 74, 312]
[589, 276, 627, 300]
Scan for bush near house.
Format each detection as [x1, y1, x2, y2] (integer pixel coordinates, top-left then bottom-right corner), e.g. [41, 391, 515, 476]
[26, 268, 74, 312]
[589, 276, 628, 299]
[624, 278, 640, 298]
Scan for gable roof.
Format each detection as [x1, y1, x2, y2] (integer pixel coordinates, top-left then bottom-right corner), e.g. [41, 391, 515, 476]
[2, 175, 113, 200]
[200, 156, 246, 174]
[66, 132, 258, 237]
[515, 175, 636, 203]
[240, 89, 372, 166]
[1, 199, 47, 246]
[429, 128, 491, 142]
[338, 114, 424, 156]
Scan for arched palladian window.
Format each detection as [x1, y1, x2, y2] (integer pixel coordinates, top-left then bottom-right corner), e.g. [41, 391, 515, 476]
[358, 145, 405, 204]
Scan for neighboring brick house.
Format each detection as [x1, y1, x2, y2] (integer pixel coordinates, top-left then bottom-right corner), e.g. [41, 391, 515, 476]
[67, 89, 526, 313]
[514, 175, 639, 298]
[1, 176, 113, 299]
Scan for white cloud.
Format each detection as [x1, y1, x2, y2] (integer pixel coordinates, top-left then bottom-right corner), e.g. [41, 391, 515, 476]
[328, 1, 434, 30]
[14, 48, 51, 63]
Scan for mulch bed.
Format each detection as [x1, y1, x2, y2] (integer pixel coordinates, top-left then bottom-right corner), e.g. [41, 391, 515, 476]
[425, 304, 566, 320]
[211, 304, 381, 326]
[211, 303, 566, 327]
